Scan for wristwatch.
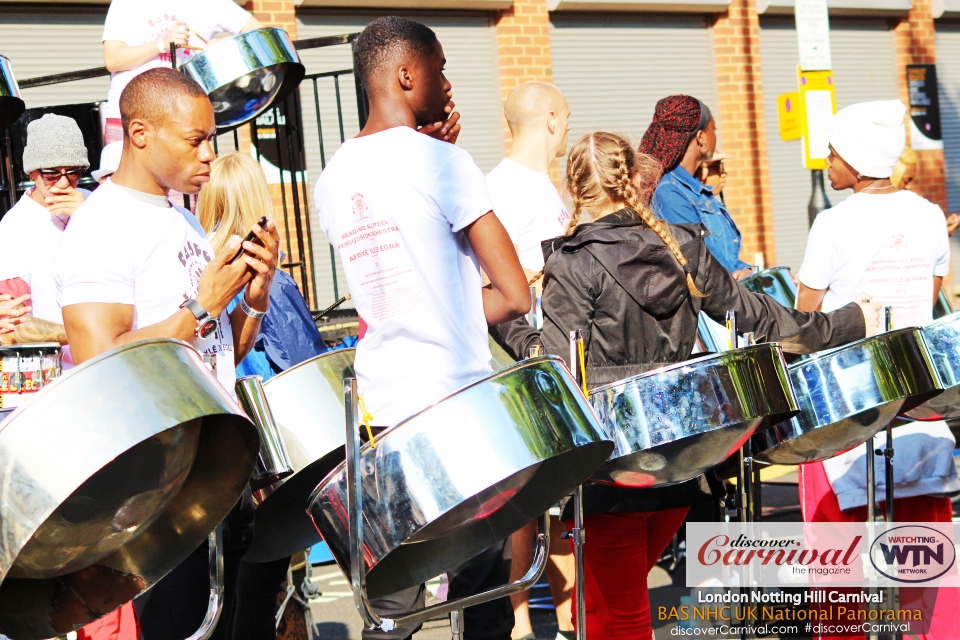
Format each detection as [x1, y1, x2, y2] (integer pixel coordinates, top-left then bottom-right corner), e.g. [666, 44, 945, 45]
[181, 298, 219, 339]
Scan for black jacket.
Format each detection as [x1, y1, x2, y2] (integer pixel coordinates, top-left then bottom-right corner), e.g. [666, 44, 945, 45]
[493, 209, 866, 516]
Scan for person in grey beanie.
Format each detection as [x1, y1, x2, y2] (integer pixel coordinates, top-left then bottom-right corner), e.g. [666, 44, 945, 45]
[0, 113, 91, 349]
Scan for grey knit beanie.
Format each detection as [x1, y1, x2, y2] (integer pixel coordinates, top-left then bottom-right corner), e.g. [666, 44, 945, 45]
[22, 114, 90, 174]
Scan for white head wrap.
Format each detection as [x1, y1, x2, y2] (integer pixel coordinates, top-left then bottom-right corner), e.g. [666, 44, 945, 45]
[827, 100, 906, 179]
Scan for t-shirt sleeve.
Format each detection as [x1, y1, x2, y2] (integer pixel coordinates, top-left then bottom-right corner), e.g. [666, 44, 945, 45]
[56, 215, 136, 307]
[211, 0, 253, 35]
[797, 213, 835, 291]
[435, 147, 493, 233]
[0, 217, 33, 282]
[102, 0, 133, 43]
[933, 208, 951, 278]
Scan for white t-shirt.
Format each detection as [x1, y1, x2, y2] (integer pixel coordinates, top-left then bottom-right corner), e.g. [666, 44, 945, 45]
[101, 0, 251, 118]
[798, 189, 950, 328]
[0, 190, 89, 324]
[53, 180, 236, 391]
[315, 126, 493, 426]
[485, 158, 570, 271]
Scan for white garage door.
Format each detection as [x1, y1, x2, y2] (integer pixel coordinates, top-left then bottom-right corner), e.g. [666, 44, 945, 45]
[759, 15, 899, 270]
[297, 10, 505, 308]
[0, 7, 110, 109]
[550, 13, 720, 155]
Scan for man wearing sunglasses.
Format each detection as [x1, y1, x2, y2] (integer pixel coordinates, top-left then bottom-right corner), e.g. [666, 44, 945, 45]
[0, 113, 90, 350]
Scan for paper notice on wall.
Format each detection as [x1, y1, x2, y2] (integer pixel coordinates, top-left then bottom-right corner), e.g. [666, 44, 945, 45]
[795, 0, 832, 71]
[804, 90, 833, 160]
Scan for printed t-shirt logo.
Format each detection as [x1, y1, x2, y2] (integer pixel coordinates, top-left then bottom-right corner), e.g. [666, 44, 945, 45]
[352, 193, 369, 220]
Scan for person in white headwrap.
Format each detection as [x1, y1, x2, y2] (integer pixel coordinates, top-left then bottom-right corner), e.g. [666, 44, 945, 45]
[795, 100, 960, 640]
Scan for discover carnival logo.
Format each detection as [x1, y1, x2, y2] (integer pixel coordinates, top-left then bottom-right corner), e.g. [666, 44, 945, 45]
[869, 525, 956, 583]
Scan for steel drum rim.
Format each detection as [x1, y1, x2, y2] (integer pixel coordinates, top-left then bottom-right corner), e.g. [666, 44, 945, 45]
[262, 347, 356, 387]
[306, 354, 578, 504]
[588, 343, 782, 395]
[179, 27, 300, 82]
[738, 265, 793, 287]
[0, 338, 200, 430]
[787, 327, 926, 368]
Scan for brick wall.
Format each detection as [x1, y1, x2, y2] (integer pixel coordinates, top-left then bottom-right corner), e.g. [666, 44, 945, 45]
[894, 0, 947, 213]
[711, 0, 776, 266]
[494, 0, 553, 157]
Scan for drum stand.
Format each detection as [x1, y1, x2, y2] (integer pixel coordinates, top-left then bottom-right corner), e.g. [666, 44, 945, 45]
[341, 378, 549, 639]
[186, 524, 225, 640]
[568, 331, 588, 640]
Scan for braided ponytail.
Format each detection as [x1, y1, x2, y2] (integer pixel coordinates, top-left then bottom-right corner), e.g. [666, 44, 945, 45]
[607, 142, 705, 297]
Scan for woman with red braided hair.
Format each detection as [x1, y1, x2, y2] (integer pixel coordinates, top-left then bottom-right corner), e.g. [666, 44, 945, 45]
[640, 94, 754, 278]
[496, 131, 880, 639]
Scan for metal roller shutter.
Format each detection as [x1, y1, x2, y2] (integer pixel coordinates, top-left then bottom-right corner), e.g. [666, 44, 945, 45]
[933, 22, 960, 292]
[296, 10, 505, 307]
[550, 13, 720, 156]
[759, 16, 899, 270]
[0, 7, 110, 109]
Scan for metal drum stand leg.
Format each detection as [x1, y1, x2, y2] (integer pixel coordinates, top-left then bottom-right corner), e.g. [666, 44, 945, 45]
[568, 330, 588, 640]
[341, 378, 550, 636]
[186, 523, 225, 640]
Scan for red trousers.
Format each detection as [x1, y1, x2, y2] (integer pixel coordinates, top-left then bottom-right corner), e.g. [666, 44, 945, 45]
[799, 461, 960, 640]
[75, 601, 139, 640]
[565, 508, 689, 639]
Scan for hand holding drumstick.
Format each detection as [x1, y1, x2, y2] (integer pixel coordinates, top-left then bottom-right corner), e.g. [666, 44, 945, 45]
[0, 294, 31, 335]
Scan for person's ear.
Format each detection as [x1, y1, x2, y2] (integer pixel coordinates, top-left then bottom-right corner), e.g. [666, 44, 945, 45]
[397, 64, 415, 91]
[548, 111, 557, 134]
[127, 119, 149, 150]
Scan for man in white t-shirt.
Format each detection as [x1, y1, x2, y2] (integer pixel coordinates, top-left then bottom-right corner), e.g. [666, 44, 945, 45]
[100, 0, 262, 143]
[486, 81, 571, 276]
[485, 81, 575, 640]
[54, 67, 280, 639]
[796, 100, 959, 639]
[315, 16, 529, 640]
[0, 114, 90, 349]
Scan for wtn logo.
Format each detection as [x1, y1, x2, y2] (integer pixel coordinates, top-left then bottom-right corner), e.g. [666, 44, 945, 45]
[878, 542, 944, 566]
[870, 525, 956, 583]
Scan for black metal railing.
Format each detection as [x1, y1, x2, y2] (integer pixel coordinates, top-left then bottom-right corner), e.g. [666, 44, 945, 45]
[0, 32, 365, 313]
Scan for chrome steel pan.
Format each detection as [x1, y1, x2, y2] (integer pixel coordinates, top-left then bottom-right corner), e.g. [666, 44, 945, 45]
[245, 349, 355, 563]
[308, 356, 613, 599]
[0, 339, 259, 640]
[752, 329, 941, 465]
[587, 344, 797, 487]
[179, 27, 305, 129]
[738, 266, 797, 309]
[904, 312, 960, 421]
[0, 55, 24, 130]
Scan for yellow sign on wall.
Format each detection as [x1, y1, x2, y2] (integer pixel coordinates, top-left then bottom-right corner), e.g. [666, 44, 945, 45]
[777, 92, 801, 141]
[798, 68, 837, 170]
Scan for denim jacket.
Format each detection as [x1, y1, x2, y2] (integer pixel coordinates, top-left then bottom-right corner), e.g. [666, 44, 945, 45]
[651, 165, 751, 273]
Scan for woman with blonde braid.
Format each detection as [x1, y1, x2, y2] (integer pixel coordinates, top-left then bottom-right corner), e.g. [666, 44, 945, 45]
[503, 132, 880, 639]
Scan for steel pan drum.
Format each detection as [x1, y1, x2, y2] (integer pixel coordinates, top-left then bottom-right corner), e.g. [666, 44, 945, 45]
[179, 28, 305, 129]
[739, 266, 797, 309]
[904, 312, 960, 421]
[0, 55, 24, 130]
[753, 329, 940, 465]
[308, 356, 613, 599]
[587, 344, 797, 487]
[0, 339, 259, 640]
[245, 349, 355, 563]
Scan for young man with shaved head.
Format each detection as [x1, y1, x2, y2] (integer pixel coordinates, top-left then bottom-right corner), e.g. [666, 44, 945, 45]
[53, 67, 281, 639]
[314, 15, 529, 640]
[487, 81, 571, 279]
[486, 80, 575, 640]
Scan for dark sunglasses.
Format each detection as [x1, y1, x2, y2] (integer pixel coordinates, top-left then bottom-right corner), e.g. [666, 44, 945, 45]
[39, 169, 83, 183]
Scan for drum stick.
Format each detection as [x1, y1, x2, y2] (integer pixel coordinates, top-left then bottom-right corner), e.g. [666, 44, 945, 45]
[313, 293, 352, 321]
[188, 27, 209, 45]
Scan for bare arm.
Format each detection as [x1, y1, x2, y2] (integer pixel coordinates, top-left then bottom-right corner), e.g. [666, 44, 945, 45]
[11, 318, 67, 345]
[796, 282, 827, 313]
[463, 212, 530, 325]
[64, 236, 255, 364]
[240, 17, 265, 33]
[103, 21, 188, 73]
